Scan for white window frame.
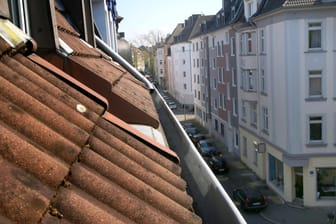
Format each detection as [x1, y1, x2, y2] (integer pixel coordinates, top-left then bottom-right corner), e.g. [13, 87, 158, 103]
[307, 115, 325, 144]
[230, 36, 235, 56]
[232, 68, 237, 87]
[242, 100, 246, 121]
[260, 29, 265, 53]
[233, 98, 238, 117]
[260, 69, 266, 94]
[308, 70, 323, 98]
[251, 103, 257, 127]
[308, 22, 322, 50]
[262, 106, 269, 132]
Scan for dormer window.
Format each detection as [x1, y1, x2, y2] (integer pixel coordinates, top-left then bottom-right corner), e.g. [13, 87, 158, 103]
[245, 0, 256, 20]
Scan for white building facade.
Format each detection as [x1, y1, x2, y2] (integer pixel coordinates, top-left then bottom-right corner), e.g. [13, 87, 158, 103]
[238, 1, 336, 206]
[170, 42, 193, 106]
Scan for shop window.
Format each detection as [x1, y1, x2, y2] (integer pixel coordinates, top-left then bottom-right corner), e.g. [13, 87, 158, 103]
[269, 155, 284, 192]
[317, 168, 336, 199]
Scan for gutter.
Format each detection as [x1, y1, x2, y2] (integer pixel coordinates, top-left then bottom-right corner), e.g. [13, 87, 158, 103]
[95, 35, 155, 92]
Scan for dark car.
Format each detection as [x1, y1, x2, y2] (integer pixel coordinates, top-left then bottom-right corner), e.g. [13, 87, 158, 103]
[232, 188, 268, 212]
[196, 140, 216, 156]
[190, 133, 208, 145]
[204, 153, 229, 174]
[185, 127, 199, 138]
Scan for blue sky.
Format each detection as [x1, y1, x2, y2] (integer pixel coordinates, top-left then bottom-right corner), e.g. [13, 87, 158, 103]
[117, 0, 222, 42]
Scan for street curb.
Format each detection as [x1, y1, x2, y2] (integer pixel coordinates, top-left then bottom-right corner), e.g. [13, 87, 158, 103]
[286, 202, 305, 210]
[259, 212, 281, 224]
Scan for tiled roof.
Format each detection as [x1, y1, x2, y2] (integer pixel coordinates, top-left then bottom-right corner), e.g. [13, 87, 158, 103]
[0, 22, 202, 223]
[283, 0, 321, 7]
[45, 8, 160, 129]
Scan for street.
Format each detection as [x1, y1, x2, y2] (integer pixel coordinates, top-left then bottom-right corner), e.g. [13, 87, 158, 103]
[172, 106, 335, 224]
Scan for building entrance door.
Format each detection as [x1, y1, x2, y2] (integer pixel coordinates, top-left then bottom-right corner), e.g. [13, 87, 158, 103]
[295, 167, 303, 199]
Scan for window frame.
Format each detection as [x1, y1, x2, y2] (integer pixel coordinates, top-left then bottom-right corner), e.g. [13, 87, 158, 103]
[307, 114, 326, 145]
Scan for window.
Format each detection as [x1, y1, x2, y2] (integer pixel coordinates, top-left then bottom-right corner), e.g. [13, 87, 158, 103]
[234, 129, 239, 148]
[233, 98, 238, 116]
[225, 32, 229, 44]
[193, 59, 195, 67]
[215, 119, 218, 131]
[317, 168, 336, 199]
[308, 22, 322, 49]
[219, 93, 224, 108]
[221, 40, 225, 56]
[194, 74, 196, 83]
[198, 91, 201, 100]
[308, 116, 324, 143]
[213, 58, 216, 69]
[214, 98, 218, 109]
[232, 68, 237, 86]
[308, 70, 322, 97]
[227, 83, 231, 100]
[220, 93, 226, 109]
[230, 37, 236, 56]
[160, 60, 163, 65]
[247, 2, 254, 18]
[182, 46, 185, 52]
[160, 69, 163, 74]
[212, 37, 215, 48]
[251, 103, 257, 127]
[182, 59, 186, 64]
[242, 100, 246, 121]
[218, 68, 222, 83]
[260, 29, 265, 53]
[217, 41, 221, 56]
[183, 71, 186, 77]
[242, 70, 257, 91]
[184, 83, 187, 90]
[196, 42, 199, 51]
[262, 107, 269, 132]
[260, 69, 266, 93]
[240, 32, 256, 55]
[193, 43, 195, 51]
[197, 75, 200, 84]
[197, 59, 199, 67]
[243, 136, 247, 157]
[269, 155, 284, 192]
[213, 78, 217, 89]
[194, 90, 197, 98]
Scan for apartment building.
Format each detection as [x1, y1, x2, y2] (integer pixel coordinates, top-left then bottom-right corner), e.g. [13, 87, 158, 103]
[169, 15, 203, 107]
[237, 0, 336, 206]
[189, 1, 242, 153]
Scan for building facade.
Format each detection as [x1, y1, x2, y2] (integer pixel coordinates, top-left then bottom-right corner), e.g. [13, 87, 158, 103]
[237, 0, 336, 206]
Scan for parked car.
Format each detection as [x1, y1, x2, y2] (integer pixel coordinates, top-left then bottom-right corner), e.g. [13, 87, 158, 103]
[168, 101, 177, 109]
[232, 188, 268, 212]
[190, 133, 208, 145]
[182, 122, 194, 129]
[184, 127, 199, 138]
[196, 140, 216, 157]
[204, 153, 229, 174]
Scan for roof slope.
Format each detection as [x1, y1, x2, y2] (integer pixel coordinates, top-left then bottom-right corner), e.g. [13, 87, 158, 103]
[0, 20, 202, 224]
[43, 8, 160, 128]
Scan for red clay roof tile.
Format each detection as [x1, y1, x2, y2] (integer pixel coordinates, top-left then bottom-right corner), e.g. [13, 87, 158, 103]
[49, 7, 160, 128]
[0, 24, 202, 224]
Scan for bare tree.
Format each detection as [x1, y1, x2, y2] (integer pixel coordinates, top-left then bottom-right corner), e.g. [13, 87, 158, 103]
[130, 29, 165, 47]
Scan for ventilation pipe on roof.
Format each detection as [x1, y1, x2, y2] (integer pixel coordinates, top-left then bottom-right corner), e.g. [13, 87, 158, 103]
[95, 35, 155, 92]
